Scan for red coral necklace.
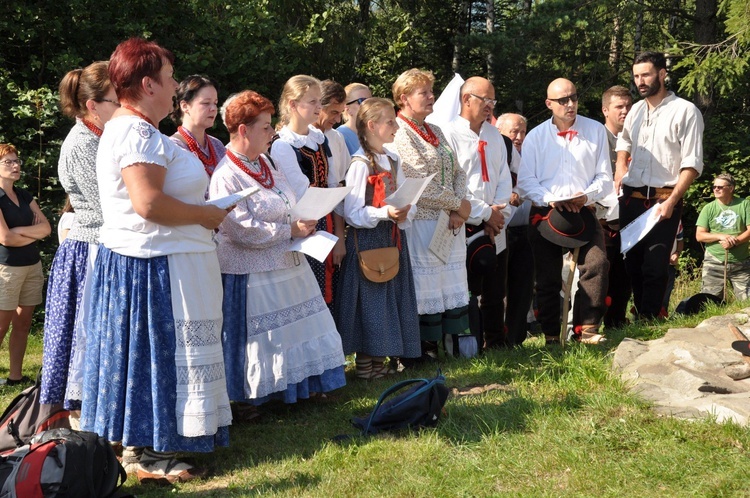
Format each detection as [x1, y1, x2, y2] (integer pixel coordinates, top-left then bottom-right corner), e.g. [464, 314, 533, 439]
[226, 149, 275, 189]
[178, 126, 218, 175]
[81, 119, 102, 137]
[122, 104, 156, 127]
[398, 112, 439, 147]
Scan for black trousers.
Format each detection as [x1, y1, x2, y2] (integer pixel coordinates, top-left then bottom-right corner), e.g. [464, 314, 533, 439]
[618, 192, 682, 319]
[603, 229, 631, 328]
[505, 226, 535, 345]
[468, 249, 508, 349]
[528, 207, 609, 336]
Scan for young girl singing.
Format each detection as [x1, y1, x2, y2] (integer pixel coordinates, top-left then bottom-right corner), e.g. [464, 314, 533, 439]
[334, 98, 421, 379]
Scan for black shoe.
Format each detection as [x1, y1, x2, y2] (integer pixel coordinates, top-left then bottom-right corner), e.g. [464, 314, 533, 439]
[6, 376, 33, 386]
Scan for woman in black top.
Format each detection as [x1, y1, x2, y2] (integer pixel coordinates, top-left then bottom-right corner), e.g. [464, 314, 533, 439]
[0, 144, 51, 385]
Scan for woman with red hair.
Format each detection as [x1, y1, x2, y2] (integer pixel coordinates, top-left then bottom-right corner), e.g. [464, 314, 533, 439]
[210, 90, 346, 408]
[81, 38, 232, 485]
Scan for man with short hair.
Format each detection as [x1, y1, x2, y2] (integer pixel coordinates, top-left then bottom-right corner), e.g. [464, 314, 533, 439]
[496, 113, 535, 345]
[518, 78, 612, 344]
[440, 77, 513, 350]
[696, 173, 750, 301]
[615, 51, 704, 319]
[600, 85, 633, 327]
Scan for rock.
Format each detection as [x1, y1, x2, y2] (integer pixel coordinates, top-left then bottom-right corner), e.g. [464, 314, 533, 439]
[614, 316, 750, 425]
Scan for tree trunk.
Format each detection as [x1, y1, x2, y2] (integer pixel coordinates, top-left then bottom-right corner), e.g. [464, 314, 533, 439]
[486, 0, 495, 84]
[452, 0, 472, 73]
[608, 10, 622, 77]
[693, 0, 717, 113]
[354, 0, 371, 79]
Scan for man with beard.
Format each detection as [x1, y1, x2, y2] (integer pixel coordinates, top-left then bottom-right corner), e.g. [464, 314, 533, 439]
[518, 78, 611, 344]
[600, 86, 632, 327]
[440, 77, 513, 351]
[615, 52, 704, 319]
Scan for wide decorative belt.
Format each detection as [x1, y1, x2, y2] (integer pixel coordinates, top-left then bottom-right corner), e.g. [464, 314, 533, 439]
[626, 186, 673, 200]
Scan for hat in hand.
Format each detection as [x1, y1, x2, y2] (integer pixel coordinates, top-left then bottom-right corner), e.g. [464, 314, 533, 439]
[466, 235, 496, 275]
[536, 208, 596, 248]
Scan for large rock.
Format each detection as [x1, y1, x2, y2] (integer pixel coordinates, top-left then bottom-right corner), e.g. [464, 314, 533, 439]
[613, 310, 750, 425]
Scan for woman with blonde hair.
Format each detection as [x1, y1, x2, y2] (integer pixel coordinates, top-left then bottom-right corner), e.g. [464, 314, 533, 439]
[338, 82, 372, 154]
[41, 60, 119, 407]
[270, 75, 342, 311]
[391, 68, 471, 364]
[210, 89, 346, 403]
[334, 98, 420, 379]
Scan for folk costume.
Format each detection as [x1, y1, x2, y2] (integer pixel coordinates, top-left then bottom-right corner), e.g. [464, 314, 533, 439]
[170, 126, 226, 178]
[334, 149, 420, 360]
[210, 150, 346, 404]
[271, 125, 339, 310]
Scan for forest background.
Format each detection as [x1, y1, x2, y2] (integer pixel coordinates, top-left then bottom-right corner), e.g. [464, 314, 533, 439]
[0, 0, 749, 276]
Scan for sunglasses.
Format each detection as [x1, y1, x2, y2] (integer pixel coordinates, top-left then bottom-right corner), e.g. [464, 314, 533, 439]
[346, 97, 368, 106]
[548, 94, 579, 106]
[713, 185, 732, 190]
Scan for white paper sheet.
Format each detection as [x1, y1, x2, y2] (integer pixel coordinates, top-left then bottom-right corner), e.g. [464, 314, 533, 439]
[465, 225, 506, 254]
[288, 231, 339, 263]
[207, 186, 259, 209]
[620, 203, 662, 254]
[429, 210, 454, 263]
[289, 186, 353, 221]
[384, 173, 437, 208]
[547, 184, 602, 204]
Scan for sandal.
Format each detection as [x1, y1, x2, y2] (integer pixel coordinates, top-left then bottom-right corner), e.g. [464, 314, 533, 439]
[120, 446, 144, 476]
[370, 357, 395, 379]
[355, 355, 373, 380]
[231, 402, 262, 424]
[578, 325, 607, 345]
[136, 448, 207, 486]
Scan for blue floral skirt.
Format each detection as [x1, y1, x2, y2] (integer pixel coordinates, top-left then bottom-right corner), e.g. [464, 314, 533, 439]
[40, 238, 89, 406]
[81, 247, 229, 452]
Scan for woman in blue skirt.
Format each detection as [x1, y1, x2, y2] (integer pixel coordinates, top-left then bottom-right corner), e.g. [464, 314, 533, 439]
[334, 98, 421, 379]
[81, 38, 232, 485]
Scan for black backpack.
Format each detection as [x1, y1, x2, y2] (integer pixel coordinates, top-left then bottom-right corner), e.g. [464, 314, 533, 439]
[0, 372, 70, 452]
[351, 371, 450, 435]
[0, 428, 127, 497]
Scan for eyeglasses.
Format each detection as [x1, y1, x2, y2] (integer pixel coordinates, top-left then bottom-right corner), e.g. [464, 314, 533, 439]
[0, 159, 22, 167]
[548, 94, 579, 106]
[346, 97, 368, 106]
[98, 98, 120, 107]
[713, 185, 732, 190]
[469, 93, 497, 107]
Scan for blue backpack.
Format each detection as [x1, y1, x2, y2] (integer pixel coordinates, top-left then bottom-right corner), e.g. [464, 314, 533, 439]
[351, 371, 449, 435]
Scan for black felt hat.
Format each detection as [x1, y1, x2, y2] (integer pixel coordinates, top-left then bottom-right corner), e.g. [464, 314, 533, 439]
[466, 235, 496, 275]
[537, 208, 596, 248]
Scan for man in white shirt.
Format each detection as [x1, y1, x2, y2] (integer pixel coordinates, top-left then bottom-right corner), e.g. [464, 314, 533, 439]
[615, 51, 703, 319]
[601, 86, 632, 328]
[518, 78, 612, 344]
[496, 113, 535, 345]
[441, 77, 513, 350]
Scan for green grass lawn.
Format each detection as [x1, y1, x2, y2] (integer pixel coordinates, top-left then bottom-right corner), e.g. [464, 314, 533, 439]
[3, 280, 750, 497]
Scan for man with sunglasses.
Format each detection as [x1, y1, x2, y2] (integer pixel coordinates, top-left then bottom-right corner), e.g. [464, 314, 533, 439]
[518, 78, 612, 344]
[440, 76, 513, 352]
[695, 173, 750, 301]
[615, 51, 704, 319]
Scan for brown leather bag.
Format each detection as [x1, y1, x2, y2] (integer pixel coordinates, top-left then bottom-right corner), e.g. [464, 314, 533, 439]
[354, 230, 399, 283]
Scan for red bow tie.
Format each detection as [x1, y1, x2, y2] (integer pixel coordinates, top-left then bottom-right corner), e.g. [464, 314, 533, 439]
[558, 130, 578, 141]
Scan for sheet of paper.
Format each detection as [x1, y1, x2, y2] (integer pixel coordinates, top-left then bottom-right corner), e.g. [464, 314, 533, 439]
[494, 231, 506, 254]
[547, 184, 601, 204]
[428, 210, 454, 264]
[207, 186, 259, 209]
[289, 186, 353, 221]
[384, 173, 436, 209]
[288, 231, 338, 263]
[620, 203, 662, 254]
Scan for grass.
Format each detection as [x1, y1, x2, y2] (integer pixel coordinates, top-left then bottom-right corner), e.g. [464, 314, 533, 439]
[3, 276, 750, 497]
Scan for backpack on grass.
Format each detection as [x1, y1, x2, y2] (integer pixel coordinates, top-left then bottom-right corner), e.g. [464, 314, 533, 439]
[351, 370, 450, 436]
[0, 372, 70, 453]
[0, 428, 127, 498]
